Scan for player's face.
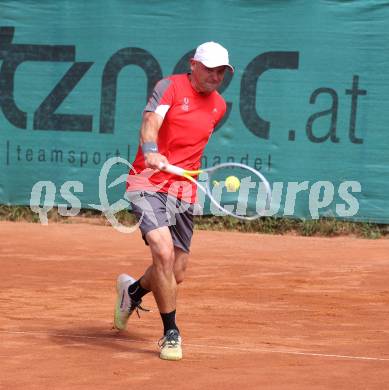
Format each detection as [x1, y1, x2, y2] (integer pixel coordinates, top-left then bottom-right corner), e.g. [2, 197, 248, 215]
[190, 60, 227, 94]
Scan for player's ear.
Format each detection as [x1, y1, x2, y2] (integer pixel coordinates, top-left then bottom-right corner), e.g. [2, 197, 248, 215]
[189, 59, 197, 73]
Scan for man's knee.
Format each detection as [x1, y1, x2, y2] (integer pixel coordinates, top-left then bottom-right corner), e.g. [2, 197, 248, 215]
[147, 231, 175, 273]
[154, 244, 175, 268]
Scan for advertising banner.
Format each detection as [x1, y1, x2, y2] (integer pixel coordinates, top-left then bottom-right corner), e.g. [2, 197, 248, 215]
[1, 1, 389, 223]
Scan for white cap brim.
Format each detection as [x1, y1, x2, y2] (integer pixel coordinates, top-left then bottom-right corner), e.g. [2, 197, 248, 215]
[193, 58, 234, 73]
[200, 60, 234, 73]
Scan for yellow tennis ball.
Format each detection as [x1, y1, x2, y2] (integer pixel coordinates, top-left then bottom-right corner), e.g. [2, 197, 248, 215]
[225, 176, 240, 192]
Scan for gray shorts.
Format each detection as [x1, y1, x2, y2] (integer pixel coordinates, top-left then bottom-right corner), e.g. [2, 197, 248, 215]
[126, 191, 194, 253]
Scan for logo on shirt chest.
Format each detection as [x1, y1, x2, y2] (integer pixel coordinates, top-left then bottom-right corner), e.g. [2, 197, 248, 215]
[181, 97, 189, 112]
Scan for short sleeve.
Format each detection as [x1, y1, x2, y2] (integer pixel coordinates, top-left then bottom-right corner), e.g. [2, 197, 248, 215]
[144, 78, 174, 119]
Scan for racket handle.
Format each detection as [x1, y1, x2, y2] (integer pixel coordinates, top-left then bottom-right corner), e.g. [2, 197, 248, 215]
[159, 162, 185, 177]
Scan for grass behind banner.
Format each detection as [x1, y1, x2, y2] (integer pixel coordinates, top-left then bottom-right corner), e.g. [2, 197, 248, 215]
[0, 206, 387, 239]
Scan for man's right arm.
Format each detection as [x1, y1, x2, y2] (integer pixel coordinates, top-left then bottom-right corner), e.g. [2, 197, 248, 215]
[140, 111, 168, 170]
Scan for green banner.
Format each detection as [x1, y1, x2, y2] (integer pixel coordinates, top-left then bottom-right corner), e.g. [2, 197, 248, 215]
[1, 1, 389, 223]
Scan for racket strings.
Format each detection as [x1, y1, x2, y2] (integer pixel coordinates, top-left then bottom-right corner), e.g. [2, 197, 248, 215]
[205, 165, 271, 219]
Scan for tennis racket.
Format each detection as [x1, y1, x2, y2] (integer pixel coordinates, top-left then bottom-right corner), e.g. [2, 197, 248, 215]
[159, 162, 271, 220]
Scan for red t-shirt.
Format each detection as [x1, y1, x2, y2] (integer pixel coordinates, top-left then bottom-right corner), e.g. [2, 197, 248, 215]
[127, 74, 226, 203]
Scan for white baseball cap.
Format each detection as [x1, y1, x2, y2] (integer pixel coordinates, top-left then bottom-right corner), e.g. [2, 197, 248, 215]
[193, 41, 234, 73]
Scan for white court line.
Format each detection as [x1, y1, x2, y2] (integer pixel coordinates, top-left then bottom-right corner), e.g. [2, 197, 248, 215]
[1, 329, 389, 362]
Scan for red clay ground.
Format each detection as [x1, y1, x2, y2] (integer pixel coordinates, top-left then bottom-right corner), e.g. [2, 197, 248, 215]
[0, 221, 389, 389]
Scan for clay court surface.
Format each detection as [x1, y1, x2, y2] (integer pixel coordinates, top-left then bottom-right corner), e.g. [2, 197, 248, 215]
[1, 221, 389, 389]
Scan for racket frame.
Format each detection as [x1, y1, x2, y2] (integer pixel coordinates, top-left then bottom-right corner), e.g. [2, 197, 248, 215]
[162, 162, 272, 220]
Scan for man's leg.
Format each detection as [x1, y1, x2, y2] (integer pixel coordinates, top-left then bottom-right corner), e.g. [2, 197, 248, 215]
[113, 241, 186, 334]
[115, 242, 188, 360]
[137, 227, 182, 360]
[115, 192, 192, 360]
[140, 227, 176, 314]
[173, 247, 189, 285]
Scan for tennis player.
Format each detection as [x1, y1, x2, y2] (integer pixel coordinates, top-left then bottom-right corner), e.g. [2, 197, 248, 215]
[114, 41, 234, 360]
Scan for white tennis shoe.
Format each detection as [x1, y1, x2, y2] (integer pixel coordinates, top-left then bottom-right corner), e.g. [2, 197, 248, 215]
[113, 273, 148, 331]
[159, 329, 183, 361]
